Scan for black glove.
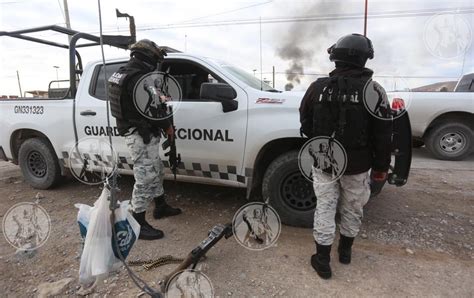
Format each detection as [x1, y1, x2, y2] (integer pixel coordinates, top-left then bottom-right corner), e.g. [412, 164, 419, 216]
[370, 170, 388, 197]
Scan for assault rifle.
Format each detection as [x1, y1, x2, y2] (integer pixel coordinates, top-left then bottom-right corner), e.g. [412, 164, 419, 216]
[159, 223, 233, 292]
[162, 120, 181, 180]
[157, 72, 181, 179]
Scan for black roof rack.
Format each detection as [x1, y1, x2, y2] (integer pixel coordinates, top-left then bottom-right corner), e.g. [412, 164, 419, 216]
[0, 9, 136, 97]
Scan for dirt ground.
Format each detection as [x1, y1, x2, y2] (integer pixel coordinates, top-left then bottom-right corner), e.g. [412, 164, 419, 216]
[1, 148, 473, 297]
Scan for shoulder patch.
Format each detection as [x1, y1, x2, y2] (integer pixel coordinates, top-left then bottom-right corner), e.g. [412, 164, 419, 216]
[108, 72, 128, 85]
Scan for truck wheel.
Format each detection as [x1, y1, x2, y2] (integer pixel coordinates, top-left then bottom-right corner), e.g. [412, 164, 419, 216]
[262, 151, 315, 228]
[425, 122, 473, 161]
[18, 138, 61, 189]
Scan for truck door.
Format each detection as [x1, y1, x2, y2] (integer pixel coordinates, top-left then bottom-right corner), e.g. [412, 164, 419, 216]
[160, 58, 248, 185]
[70, 61, 131, 183]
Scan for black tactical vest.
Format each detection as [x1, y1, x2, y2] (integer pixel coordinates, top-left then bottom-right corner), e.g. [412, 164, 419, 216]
[312, 75, 370, 149]
[107, 66, 142, 121]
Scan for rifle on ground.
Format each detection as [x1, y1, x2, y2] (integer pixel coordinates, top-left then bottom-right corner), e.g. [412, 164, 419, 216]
[159, 223, 233, 292]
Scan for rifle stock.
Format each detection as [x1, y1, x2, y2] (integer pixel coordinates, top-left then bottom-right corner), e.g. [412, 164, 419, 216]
[160, 223, 233, 293]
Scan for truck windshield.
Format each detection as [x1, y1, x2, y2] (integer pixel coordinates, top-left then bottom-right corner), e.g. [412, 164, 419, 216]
[208, 59, 279, 92]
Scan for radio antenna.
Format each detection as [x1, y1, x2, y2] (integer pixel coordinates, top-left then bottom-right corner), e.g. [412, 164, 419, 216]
[364, 0, 368, 36]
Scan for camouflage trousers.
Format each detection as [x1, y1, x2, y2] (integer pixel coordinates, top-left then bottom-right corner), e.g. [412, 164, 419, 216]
[312, 168, 371, 245]
[125, 129, 164, 213]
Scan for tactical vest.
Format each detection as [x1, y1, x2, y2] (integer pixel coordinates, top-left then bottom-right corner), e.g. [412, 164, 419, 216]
[108, 66, 142, 121]
[312, 75, 370, 149]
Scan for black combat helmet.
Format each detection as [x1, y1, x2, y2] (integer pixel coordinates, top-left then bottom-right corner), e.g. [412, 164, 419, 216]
[327, 34, 374, 67]
[130, 39, 167, 65]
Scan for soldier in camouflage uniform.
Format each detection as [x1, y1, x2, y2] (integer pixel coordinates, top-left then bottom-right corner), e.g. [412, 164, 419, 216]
[108, 39, 182, 240]
[300, 34, 392, 279]
[311, 169, 371, 245]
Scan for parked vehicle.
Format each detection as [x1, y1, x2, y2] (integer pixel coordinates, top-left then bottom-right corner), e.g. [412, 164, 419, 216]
[0, 26, 411, 227]
[389, 73, 474, 160]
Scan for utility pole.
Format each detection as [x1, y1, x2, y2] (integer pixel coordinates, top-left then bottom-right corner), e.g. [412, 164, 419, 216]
[259, 17, 263, 90]
[272, 66, 275, 88]
[16, 70, 23, 97]
[63, 0, 72, 43]
[363, 0, 368, 36]
[184, 34, 187, 52]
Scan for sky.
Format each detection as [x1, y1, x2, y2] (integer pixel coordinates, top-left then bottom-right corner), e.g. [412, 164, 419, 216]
[0, 0, 473, 96]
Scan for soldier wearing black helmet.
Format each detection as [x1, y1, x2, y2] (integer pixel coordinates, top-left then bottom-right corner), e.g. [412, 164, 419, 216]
[299, 34, 392, 279]
[108, 39, 182, 241]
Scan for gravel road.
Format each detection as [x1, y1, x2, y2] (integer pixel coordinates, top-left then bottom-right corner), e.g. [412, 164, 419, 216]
[0, 148, 473, 297]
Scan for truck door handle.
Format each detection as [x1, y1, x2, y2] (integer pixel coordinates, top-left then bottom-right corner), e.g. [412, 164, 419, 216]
[80, 110, 97, 116]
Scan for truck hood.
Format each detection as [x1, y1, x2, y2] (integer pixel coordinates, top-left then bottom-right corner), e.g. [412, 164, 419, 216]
[281, 90, 306, 101]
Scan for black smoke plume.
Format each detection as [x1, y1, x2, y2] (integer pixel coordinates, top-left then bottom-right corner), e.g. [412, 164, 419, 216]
[276, 2, 331, 90]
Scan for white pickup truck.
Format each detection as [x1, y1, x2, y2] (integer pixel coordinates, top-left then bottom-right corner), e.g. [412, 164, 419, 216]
[0, 26, 411, 227]
[390, 73, 474, 161]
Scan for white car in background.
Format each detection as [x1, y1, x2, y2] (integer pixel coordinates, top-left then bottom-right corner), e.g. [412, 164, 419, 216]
[390, 73, 474, 160]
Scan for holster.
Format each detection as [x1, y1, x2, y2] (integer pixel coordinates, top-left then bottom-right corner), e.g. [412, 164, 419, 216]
[128, 120, 161, 145]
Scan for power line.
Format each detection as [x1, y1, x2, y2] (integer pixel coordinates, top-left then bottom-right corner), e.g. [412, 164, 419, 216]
[78, 6, 473, 34]
[263, 71, 461, 79]
[135, 7, 474, 31]
[177, 0, 274, 24]
[0, 0, 27, 4]
[5, 6, 473, 39]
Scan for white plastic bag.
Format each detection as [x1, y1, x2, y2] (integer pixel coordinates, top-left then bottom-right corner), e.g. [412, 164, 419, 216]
[76, 187, 140, 285]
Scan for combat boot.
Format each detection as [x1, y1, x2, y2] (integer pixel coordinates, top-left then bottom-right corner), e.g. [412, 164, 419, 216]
[153, 195, 182, 219]
[132, 211, 164, 240]
[338, 234, 354, 264]
[311, 242, 332, 279]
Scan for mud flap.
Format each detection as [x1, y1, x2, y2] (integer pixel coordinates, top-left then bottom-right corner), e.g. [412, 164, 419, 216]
[388, 112, 412, 186]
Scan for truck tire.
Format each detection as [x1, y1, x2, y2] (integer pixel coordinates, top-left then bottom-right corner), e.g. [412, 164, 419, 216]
[18, 138, 61, 189]
[425, 122, 473, 161]
[262, 150, 315, 228]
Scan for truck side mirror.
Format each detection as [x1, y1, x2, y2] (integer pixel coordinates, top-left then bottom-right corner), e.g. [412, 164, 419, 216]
[200, 83, 238, 113]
